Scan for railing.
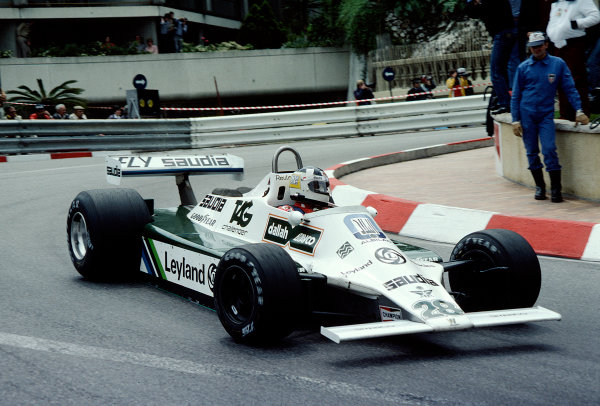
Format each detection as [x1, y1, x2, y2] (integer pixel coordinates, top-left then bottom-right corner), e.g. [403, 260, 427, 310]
[0, 95, 488, 155]
[371, 51, 492, 92]
[368, 20, 493, 91]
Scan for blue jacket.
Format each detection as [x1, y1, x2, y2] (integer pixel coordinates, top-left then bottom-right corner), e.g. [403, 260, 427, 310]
[511, 54, 581, 122]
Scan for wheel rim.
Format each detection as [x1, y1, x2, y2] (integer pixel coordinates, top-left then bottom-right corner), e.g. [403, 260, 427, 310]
[70, 212, 89, 261]
[462, 249, 495, 272]
[220, 265, 255, 326]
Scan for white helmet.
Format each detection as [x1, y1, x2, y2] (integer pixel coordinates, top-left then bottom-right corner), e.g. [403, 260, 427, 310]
[289, 166, 331, 204]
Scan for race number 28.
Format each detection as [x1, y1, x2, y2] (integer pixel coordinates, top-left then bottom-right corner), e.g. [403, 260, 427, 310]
[413, 300, 463, 319]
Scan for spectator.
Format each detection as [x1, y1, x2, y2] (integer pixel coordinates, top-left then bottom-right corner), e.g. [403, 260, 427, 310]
[16, 22, 32, 58]
[108, 105, 123, 119]
[4, 105, 22, 120]
[546, 0, 600, 120]
[458, 68, 474, 95]
[174, 17, 188, 53]
[145, 38, 158, 54]
[0, 90, 6, 119]
[466, 0, 541, 114]
[446, 69, 469, 97]
[420, 75, 437, 99]
[159, 13, 171, 53]
[406, 78, 428, 101]
[101, 36, 115, 50]
[52, 104, 69, 119]
[354, 80, 374, 105]
[588, 32, 600, 94]
[69, 106, 87, 120]
[29, 104, 52, 119]
[131, 34, 145, 53]
[511, 32, 589, 203]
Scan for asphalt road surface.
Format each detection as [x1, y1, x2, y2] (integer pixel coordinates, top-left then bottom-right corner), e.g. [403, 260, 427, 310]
[1, 127, 598, 405]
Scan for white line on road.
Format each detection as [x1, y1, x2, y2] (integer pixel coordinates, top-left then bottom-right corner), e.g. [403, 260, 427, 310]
[0, 163, 102, 177]
[0, 331, 438, 404]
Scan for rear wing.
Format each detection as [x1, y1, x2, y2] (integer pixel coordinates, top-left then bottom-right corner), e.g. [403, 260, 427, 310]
[105, 154, 244, 206]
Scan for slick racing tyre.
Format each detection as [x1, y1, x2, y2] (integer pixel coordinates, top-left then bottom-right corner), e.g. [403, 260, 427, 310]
[449, 229, 541, 312]
[214, 243, 302, 343]
[67, 188, 152, 281]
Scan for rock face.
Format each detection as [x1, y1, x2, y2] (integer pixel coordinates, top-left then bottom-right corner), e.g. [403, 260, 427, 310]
[384, 13, 491, 58]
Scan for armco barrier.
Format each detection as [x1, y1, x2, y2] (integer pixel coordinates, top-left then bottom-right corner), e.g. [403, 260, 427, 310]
[0, 96, 487, 154]
[189, 96, 488, 148]
[0, 119, 191, 154]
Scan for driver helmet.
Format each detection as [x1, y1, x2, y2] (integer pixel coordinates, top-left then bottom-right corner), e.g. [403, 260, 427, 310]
[289, 166, 331, 204]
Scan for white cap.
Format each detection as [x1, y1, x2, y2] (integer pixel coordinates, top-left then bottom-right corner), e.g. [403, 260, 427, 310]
[527, 31, 546, 47]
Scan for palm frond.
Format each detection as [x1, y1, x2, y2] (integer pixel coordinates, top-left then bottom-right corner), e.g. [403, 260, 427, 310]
[6, 79, 87, 106]
[36, 79, 48, 99]
[51, 87, 85, 99]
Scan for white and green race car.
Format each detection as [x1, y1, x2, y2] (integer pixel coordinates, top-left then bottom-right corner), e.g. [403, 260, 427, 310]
[67, 146, 560, 344]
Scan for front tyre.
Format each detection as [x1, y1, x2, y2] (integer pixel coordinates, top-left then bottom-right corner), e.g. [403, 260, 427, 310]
[214, 243, 302, 343]
[67, 188, 151, 280]
[449, 229, 541, 312]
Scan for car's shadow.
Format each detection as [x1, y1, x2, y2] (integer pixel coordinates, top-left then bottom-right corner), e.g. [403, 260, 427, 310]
[323, 324, 559, 368]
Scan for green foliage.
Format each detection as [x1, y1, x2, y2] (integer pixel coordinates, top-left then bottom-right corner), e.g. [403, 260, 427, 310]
[7, 79, 87, 107]
[282, 0, 345, 48]
[338, 0, 382, 54]
[0, 50, 12, 58]
[238, 0, 287, 49]
[336, 0, 470, 53]
[31, 42, 142, 57]
[393, 0, 465, 19]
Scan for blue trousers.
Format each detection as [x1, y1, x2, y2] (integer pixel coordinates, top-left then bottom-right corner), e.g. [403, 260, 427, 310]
[521, 110, 561, 172]
[587, 37, 600, 90]
[491, 28, 518, 108]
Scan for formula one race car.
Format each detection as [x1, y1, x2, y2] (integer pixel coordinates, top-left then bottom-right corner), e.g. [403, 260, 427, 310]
[67, 146, 560, 344]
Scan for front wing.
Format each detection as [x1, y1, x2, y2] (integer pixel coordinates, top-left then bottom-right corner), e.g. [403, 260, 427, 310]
[321, 306, 561, 343]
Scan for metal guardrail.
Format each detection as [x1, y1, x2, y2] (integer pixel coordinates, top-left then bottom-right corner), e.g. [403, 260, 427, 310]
[0, 119, 191, 155]
[0, 96, 487, 154]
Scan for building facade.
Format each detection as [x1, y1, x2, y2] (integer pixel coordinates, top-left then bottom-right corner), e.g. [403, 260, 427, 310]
[0, 1, 282, 56]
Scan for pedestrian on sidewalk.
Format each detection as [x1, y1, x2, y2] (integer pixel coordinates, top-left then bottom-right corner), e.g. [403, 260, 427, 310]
[510, 31, 589, 203]
[354, 80, 374, 105]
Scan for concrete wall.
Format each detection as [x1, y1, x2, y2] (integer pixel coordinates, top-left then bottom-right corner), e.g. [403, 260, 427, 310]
[494, 115, 600, 201]
[0, 47, 351, 103]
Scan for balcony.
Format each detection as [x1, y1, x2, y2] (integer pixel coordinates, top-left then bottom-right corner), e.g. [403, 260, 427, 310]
[1, 0, 243, 20]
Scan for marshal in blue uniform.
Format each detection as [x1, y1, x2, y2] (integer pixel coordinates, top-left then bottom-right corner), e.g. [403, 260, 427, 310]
[510, 31, 589, 203]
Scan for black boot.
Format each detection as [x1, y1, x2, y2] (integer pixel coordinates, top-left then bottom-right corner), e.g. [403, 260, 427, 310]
[549, 170, 563, 203]
[530, 169, 546, 200]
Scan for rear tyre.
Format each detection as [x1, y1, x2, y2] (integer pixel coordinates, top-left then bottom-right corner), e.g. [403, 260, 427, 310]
[449, 229, 541, 312]
[67, 188, 151, 281]
[214, 243, 302, 343]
